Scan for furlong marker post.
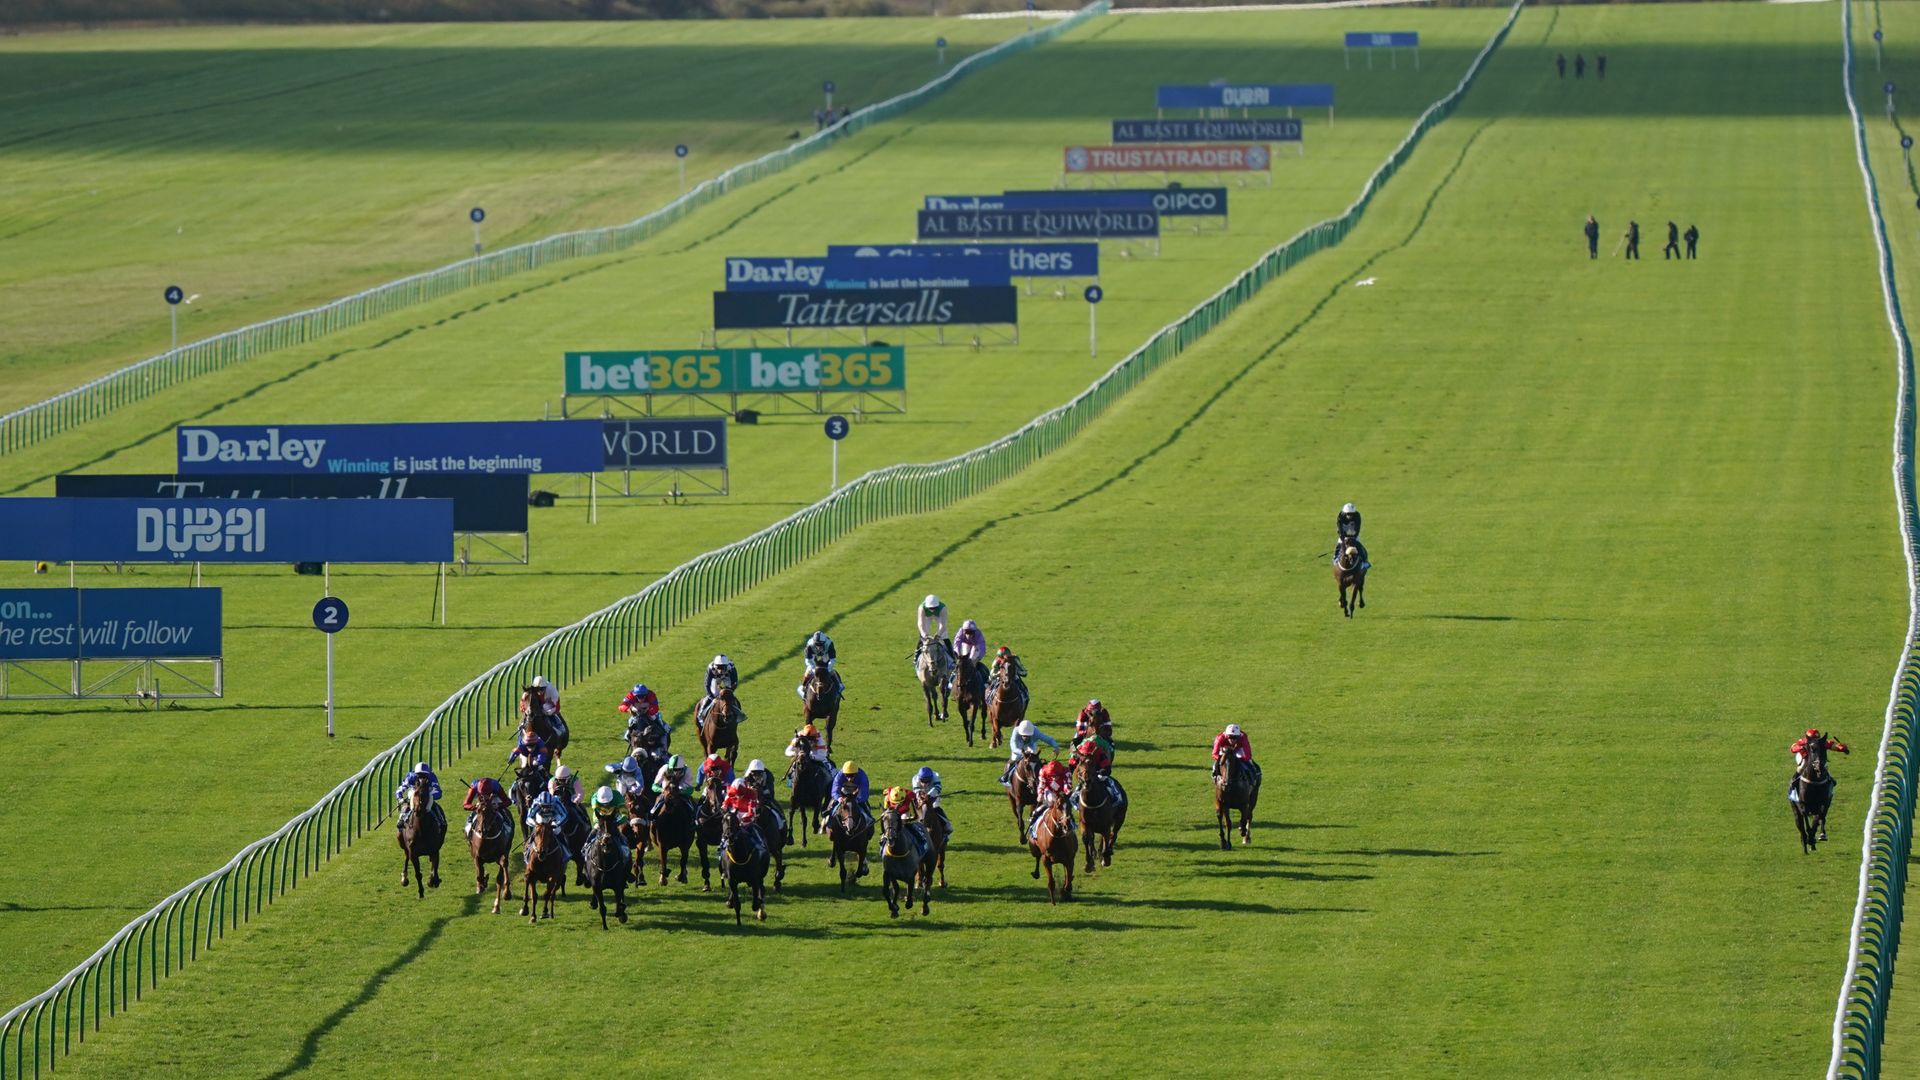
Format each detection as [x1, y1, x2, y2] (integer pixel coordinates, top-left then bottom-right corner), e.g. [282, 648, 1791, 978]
[313, 593, 349, 739]
[824, 414, 850, 490]
[675, 144, 689, 194]
[1084, 284, 1103, 356]
[469, 207, 486, 255]
[163, 285, 184, 350]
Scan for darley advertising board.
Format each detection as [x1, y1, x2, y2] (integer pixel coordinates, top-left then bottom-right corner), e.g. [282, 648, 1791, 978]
[602, 418, 728, 470]
[1112, 118, 1302, 143]
[0, 588, 223, 660]
[1064, 145, 1270, 174]
[175, 421, 604, 476]
[713, 287, 1018, 330]
[567, 347, 905, 395]
[917, 208, 1158, 240]
[928, 189, 1228, 217]
[827, 243, 1099, 279]
[0, 498, 454, 564]
[54, 473, 529, 534]
[725, 255, 1009, 291]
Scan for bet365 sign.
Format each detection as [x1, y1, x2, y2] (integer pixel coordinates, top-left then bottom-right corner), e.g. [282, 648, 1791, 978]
[566, 347, 905, 396]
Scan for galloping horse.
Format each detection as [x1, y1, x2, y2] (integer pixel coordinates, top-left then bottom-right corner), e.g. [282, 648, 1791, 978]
[1214, 747, 1260, 849]
[509, 761, 549, 832]
[694, 774, 727, 892]
[699, 686, 743, 765]
[719, 814, 771, 924]
[802, 661, 843, 752]
[620, 787, 655, 886]
[396, 778, 445, 899]
[788, 757, 832, 847]
[826, 795, 873, 892]
[954, 655, 988, 747]
[1073, 759, 1127, 872]
[1334, 539, 1367, 618]
[878, 805, 931, 918]
[583, 821, 630, 929]
[916, 792, 952, 889]
[917, 636, 953, 726]
[1792, 735, 1838, 854]
[1006, 751, 1042, 845]
[648, 787, 696, 886]
[464, 783, 514, 914]
[521, 686, 570, 759]
[1028, 801, 1077, 905]
[520, 819, 568, 923]
[987, 672, 1027, 750]
[751, 797, 789, 892]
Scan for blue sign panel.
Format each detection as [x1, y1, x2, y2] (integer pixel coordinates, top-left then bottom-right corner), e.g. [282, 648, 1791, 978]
[1112, 118, 1303, 143]
[1156, 84, 1335, 109]
[1345, 31, 1418, 47]
[724, 257, 827, 290]
[312, 597, 349, 634]
[713, 287, 1018, 330]
[917, 208, 1159, 240]
[827, 242, 1099, 279]
[0, 588, 222, 660]
[175, 421, 604, 476]
[927, 188, 1227, 218]
[824, 415, 850, 441]
[602, 418, 729, 469]
[0, 499, 454, 564]
[822, 251, 1011, 288]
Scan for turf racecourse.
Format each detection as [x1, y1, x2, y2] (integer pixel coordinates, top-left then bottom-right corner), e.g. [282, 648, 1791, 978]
[18, 4, 1903, 1076]
[0, 17, 1029, 413]
[0, 7, 1511, 1007]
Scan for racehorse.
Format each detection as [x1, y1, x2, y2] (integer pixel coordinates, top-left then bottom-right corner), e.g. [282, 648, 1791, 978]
[1073, 758, 1127, 872]
[521, 686, 569, 759]
[788, 757, 832, 847]
[916, 635, 953, 726]
[582, 820, 630, 929]
[802, 661, 842, 752]
[878, 805, 931, 918]
[825, 794, 873, 893]
[916, 792, 952, 889]
[520, 819, 568, 923]
[1214, 747, 1260, 849]
[719, 813, 771, 924]
[1006, 751, 1042, 845]
[648, 786, 696, 886]
[553, 782, 589, 887]
[509, 761, 550, 831]
[1335, 539, 1367, 618]
[619, 787, 654, 886]
[954, 655, 988, 747]
[694, 774, 727, 892]
[396, 777, 445, 899]
[1792, 735, 1837, 853]
[698, 686, 743, 765]
[751, 796, 789, 892]
[1028, 801, 1077, 905]
[625, 718, 669, 771]
[464, 783, 514, 914]
[987, 671, 1027, 750]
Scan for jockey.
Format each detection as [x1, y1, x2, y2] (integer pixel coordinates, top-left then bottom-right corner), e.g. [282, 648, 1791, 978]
[910, 595, 951, 664]
[1000, 718, 1059, 784]
[1334, 503, 1369, 567]
[522, 674, 561, 717]
[911, 766, 943, 803]
[1071, 733, 1114, 779]
[883, 784, 918, 821]
[697, 753, 735, 789]
[605, 755, 649, 802]
[1789, 728, 1850, 803]
[784, 723, 831, 779]
[1073, 699, 1112, 741]
[626, 707, 670, 757]
[619, 683, 661, 723]
[705, 655, 739, 698]
[1030, 759, 1073, 839]
[826, 759, 871, 826]
[798, 631, 841, 699]
[507, 722, 552, 772]
[552, 764, 586, 811]
[988, 645, 1028, 698]
[744, 759, 786, 834]
[722, 778, 761, 826]
[462, 777, 510, 837]
[651, 754, 692, 796]
[1212, 723, 1254, 769]
[525, 780, 574, 865]
[394, 761, 445, 830]
[587, 785, 630, 868]
[953, 619, 987, 665]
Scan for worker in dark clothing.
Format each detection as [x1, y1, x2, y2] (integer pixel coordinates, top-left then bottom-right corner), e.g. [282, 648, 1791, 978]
[1663, 221, 1680, 259]
[1598, 53, 1608, 79]
[1584, 214, 1600, 259]
[1574, 54, 1586, 78]
[1684, 224, 1699, 259]
[1623, 220, 1640, 260]
[1557, 53, 1566, 78]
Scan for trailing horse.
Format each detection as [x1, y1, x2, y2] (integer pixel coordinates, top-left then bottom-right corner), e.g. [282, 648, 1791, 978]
[520, 819, 568, 923]
[699, 686, 743, 765]
[583, 821, 630, 929]
[802, 661, 843, 752]
[716, 814, 769, 924]
[987, 673, 1027, 750]
[954, 655, 988, 747]
[464, 783, 514, 915]
[1073, 759, 1126, 872]
[1028, 801, 1077, 905]
[509, 761, 549, 833]
[825, 794, 873, 893]
[752, 798, 789, 892]
[916, 792, 952, 888]
[521, 686, 570, 759]
[1334, 539, 1368, 618]
[917, 635, 953, 726]
[648, 787, 696, 886]
[787, 757, 833, 847]
[1214, 748, 1260, 849]
[879, 805, 931, 918]
[397, 778, 446, 899]
[1791, 738, 1837, 854]
[694, 774, 727, 892]
[1006, 751, 1042, 846]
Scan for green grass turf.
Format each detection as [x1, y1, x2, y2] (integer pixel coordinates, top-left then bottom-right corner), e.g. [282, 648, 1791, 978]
[0, 16, 1030, 413]
[9, 3, 1904, 1075]
[0, 6, 1512, 1008]
[1849, 0, 1920, 1068]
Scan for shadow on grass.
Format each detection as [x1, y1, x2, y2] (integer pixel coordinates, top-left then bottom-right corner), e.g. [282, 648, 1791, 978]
[265, 893, 478, 1079]
[1323, 848, 1498, 858]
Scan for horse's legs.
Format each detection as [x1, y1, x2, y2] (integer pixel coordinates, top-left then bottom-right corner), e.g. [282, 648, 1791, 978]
[412, 855, 425, 899]
[1217, 799, 1231, 850]
[1063, 853, 1074, 901]
[754, 879, 767, 922]
[544, 878, 558, 920]
[400, 844, 411, 886]
[1044, 858, 1058, 906]
[427, 852, 441, 890]
[1241, 805, 1254, 845]
[494, 855, 508, 915]
[1011, 795, 1027, 846]
[940, 686, 951, 721]
[521, 868, 534, 920]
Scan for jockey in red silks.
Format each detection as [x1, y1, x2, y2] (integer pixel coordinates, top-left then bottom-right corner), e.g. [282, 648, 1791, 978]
[1212, 724, 1253, 768]
[1074, 699, 1112, 741]
[1791, 728, 1848, 765]
[722, 779, 761, 825]
[620, 683, 660, 722]
[1029, 759, 1073, 840]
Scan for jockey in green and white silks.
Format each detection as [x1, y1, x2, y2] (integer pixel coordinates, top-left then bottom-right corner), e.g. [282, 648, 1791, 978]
[1334, 502, 1369, 568]
[910, 595, 950, 665]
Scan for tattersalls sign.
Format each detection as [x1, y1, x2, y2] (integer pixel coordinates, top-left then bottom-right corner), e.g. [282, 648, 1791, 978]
[712, 287, 1018, 330]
